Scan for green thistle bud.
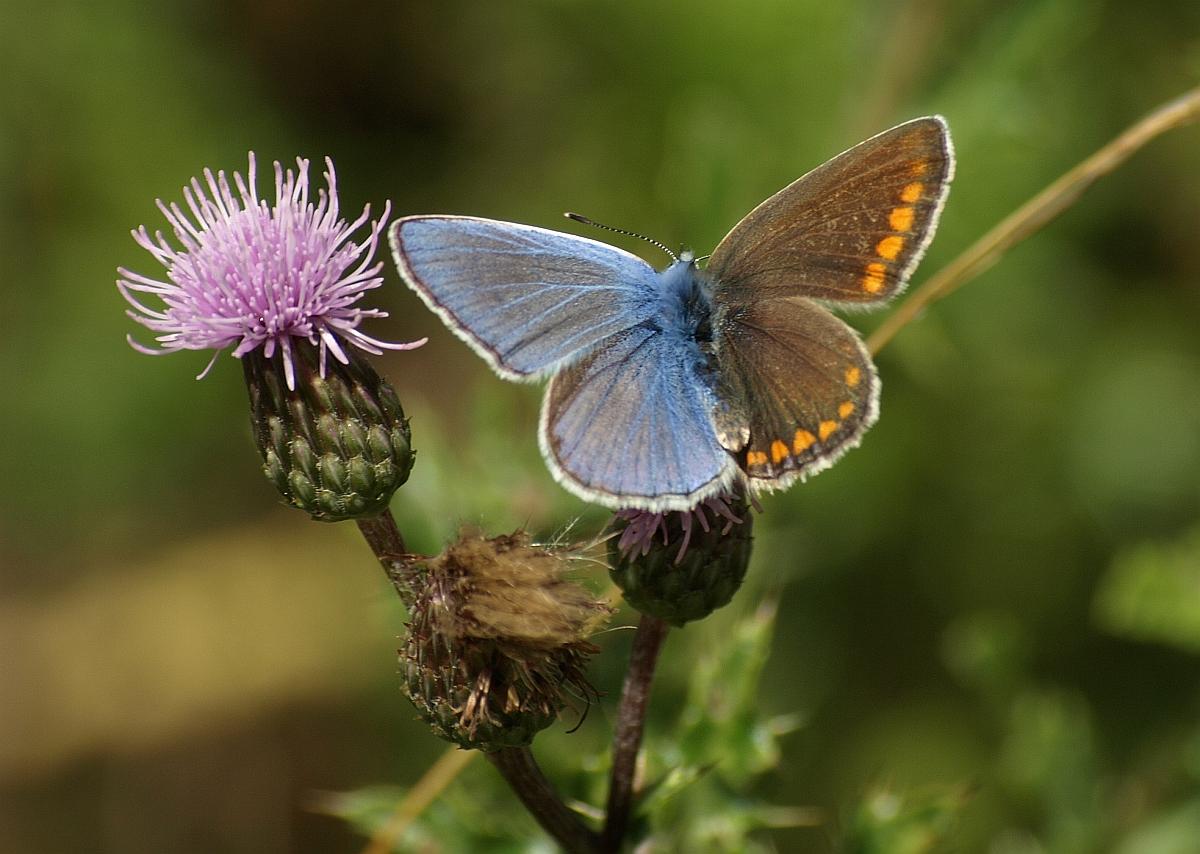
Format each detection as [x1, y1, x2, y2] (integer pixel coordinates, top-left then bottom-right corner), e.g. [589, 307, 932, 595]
[608, 494, 755, 627]
[402, 530, 609, 752]
[243, 340, 414, 522]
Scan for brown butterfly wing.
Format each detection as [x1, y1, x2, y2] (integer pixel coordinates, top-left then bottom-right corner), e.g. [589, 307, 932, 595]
[712, 296, 878, 487]
[707, 116, 953, 305]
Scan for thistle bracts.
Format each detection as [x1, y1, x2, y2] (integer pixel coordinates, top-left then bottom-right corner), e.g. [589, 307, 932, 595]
[402, 530, 609, 751]
[608, 494, 754, 626]
[244, 340, 413, 521]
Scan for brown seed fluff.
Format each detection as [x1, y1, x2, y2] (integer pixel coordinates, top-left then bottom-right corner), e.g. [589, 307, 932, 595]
[402, 530, 609, 751]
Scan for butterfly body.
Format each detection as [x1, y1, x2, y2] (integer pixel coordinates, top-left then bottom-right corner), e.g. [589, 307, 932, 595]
[391, 117, 954, 511]
[654, 252, 708, 330]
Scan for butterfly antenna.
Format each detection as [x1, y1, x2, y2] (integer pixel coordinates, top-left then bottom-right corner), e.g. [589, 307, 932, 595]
[564, 212, 677, 262]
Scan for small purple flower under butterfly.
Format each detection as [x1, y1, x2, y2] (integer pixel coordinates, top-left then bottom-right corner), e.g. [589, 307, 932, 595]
[616, 493, 755, 566]
[118, 153, 425, 389]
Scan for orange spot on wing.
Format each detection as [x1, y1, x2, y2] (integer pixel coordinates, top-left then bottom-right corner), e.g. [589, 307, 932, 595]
[770, 439, 789, 464]
[900, 182, 924, 203]
[746, 450, 768, 468]
[876, 235, 904, 260]
[862, 262, 887, 294]
[793, 429, 816, 453]
[910, 160, 929, 176]
[838, 401, 854, 419]
[819, 420, 838, 441]
[845, 366, 862, 387]
[889, 205, 915, 231]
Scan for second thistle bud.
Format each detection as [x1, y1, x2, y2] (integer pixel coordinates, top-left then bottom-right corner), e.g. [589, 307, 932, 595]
[608, 494, 755, 626]
[243, 340, 414, 522]
[402, 530, 609, 752]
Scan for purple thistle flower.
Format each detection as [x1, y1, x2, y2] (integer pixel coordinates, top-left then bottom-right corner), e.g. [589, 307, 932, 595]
[118, 153, 425, 390]
[615, 493, 755, 566]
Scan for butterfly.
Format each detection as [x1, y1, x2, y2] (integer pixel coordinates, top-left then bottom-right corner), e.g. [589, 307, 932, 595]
[389, 117, 954, 512]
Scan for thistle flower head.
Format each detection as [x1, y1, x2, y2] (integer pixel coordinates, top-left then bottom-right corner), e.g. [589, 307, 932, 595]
[243, 338, 414, 521]
[118, 153, 425, 389]
[609, 492, 757, 626]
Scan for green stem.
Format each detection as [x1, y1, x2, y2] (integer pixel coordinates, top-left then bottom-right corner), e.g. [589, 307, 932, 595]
[602, 614, 670, 851]
[488, 747, 602, 853]
[361, 747, 477, 854]
[356, 509, 417, 607]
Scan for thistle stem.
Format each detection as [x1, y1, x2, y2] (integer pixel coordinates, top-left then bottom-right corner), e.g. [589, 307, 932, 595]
[488, 747, 603, 853]
[356, 509, 418, 607]
[602, 614, 670, 851]
[867, 84, 1200, 356]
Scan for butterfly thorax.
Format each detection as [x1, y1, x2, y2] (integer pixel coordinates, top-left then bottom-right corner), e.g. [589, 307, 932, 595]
[654, 255, 714, 348]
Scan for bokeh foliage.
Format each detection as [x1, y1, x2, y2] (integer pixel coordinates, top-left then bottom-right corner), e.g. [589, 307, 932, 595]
[2, 0, 1198, 851]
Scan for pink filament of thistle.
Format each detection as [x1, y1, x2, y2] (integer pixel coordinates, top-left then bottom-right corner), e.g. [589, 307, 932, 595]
[616, 494, 751, 566]
[117, 153, 425, 389]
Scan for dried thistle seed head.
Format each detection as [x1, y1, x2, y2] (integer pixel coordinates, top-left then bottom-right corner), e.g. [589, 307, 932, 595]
[608, 493, 755, 626]
[243, 339, 414, 521]
[403, 530, 609, 752]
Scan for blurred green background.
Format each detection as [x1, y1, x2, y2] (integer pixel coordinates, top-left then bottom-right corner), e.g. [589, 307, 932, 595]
[3, 0, 1199, 851]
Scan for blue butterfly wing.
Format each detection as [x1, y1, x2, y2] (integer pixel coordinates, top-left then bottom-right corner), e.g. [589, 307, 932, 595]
[540, 322, 738, 511]
[390, 216, 659, 379]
